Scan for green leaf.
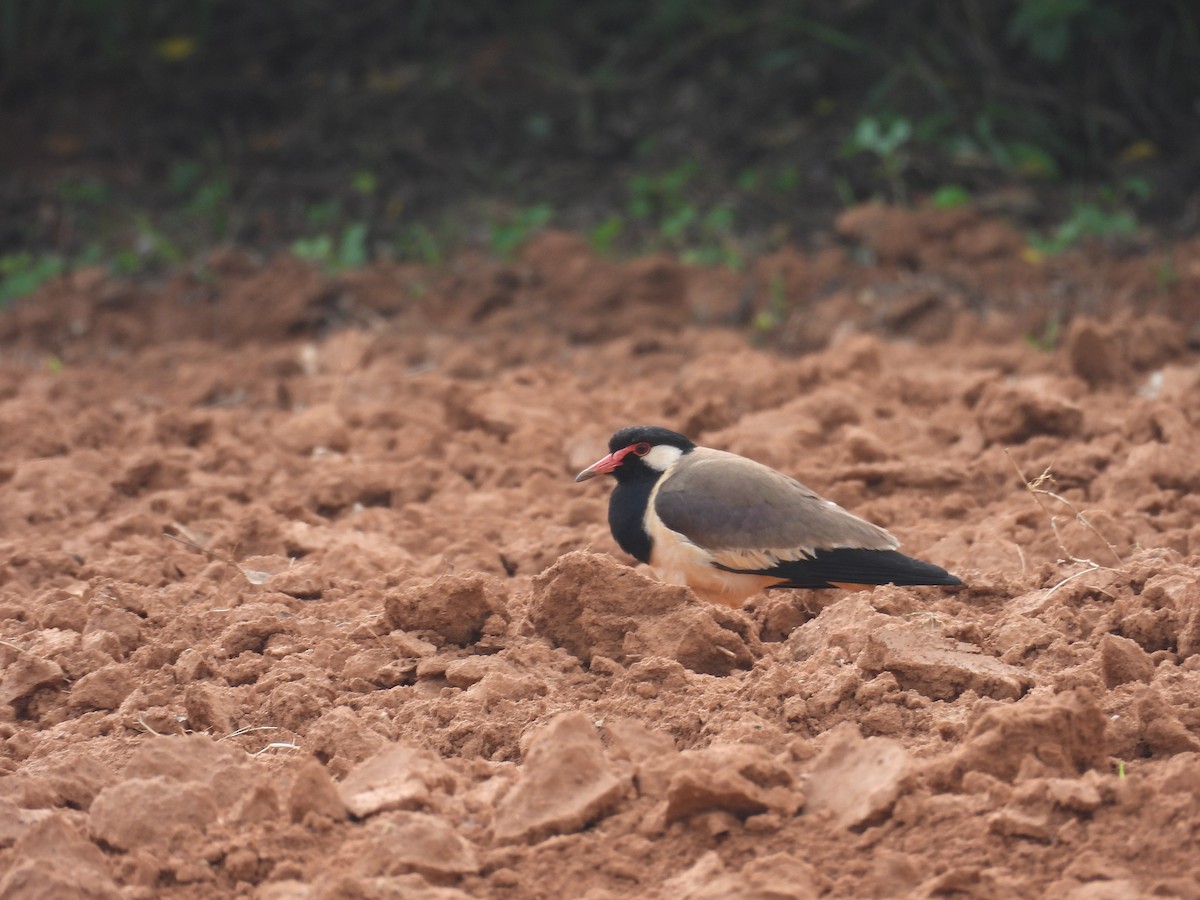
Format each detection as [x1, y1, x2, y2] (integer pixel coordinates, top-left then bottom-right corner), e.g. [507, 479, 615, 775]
[844, 115, 912, 158]
[0, 254, 65, 304]
[1007, 0, 1094, 62]
[1008, 142, 1059, 179]
[306, 202, 338, 228]
[351, 171, 378, 195]
[292, 235, 334, 263]
[588, 215, 623, 255]
[57, 177, 109, 206]
[929, 185, 971, 209]
[338, 223, 369, 270]
[660, 205, 697, 240]
[703, 205, 735, 234]
[490, 204, 554, 260]
[1122, 176, 1151, 201]
[399, 224, 443, 267]
[169, 160, 203, 195]
[736, 168, 761, 191]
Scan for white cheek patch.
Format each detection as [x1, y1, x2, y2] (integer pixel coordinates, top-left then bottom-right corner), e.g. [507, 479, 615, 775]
[642, 444, 684, 472]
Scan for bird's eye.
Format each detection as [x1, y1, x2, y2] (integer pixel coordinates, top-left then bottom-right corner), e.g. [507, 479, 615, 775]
[633, 442, 651, 456]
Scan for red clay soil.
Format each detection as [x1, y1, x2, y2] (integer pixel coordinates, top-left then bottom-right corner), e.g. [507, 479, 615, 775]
[3, 205, 1200, 898]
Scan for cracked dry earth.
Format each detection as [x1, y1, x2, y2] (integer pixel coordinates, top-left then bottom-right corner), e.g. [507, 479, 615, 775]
[3, 205, 1200, 898]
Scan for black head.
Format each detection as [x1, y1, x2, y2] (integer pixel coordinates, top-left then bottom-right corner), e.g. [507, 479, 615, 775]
[575, 425, 696, 483]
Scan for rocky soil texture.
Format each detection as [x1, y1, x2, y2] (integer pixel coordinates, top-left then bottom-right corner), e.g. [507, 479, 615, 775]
[3, 206, 1200, 897]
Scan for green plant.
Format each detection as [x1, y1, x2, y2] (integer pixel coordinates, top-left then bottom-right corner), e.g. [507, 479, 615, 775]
[588, 215, 623, 256]
[772, 167, 800, 193]
[736, 168, 761, 191]
[1007, 0, 1106, 64]
[0, 253, 65, 306]
[843, 115, 913, 203]
[1027, 202, 1137, 256]
[678, 205, 741, 268]
[397, 223, 444, 267]
[129, 213, 185, 271]
[168, 161, 204, 196]
[305, 202, 339, 229]
[625, 164, 739, 264]
[972, 115, 1060, 179]
[928, 185, 972, 209]
[628, 161, 699, 224]
[1026, 313, 1061, 351]
[752, 273, 789, 333]
[57, 177, 110, 207]
[187, 177, 232, 239]
[1024, 176, 1146, 257]
[918, 112, 1060, 180]
[351, 170, 378, 195]
[1154, 258, 1179, 292]
[292, 222, 370, 274]
[680, 244, 742, 268]
[489, 204, 553, 260]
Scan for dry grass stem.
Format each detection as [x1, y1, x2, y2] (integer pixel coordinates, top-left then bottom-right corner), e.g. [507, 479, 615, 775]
[164, 528, 265, 586]
[219, 725, 280, 742]
[1005, 450, 1123, 597]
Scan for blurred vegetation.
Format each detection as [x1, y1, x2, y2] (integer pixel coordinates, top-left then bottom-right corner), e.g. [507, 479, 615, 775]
[0, 0, 1196, 296]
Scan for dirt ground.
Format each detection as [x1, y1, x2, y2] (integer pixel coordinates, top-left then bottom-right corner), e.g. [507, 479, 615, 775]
[2, 204, 1200, 898]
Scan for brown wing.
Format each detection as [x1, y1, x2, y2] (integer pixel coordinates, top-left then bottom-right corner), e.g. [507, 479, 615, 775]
[652, 449, 898, 570]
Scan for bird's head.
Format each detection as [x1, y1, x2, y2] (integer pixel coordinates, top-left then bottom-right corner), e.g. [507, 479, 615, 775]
[574, 425, 696, 483]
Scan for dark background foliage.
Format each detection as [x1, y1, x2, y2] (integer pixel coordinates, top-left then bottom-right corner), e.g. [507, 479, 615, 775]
[1, 0, 1197, 281]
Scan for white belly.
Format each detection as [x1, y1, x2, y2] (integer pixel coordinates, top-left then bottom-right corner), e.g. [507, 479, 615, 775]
[644, 511, 778, 608]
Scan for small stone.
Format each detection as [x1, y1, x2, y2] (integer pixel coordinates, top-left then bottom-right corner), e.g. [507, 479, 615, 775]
[287, 758, 348, 823]
[1066, 318, 1129, 386]
[1063, 881, 1143, 900]
[975, 381, 1083, 445]
[493, 712, 626, 843]
[0, 814, 120, 898]
[662, 850, 819, 900]
[68, 663, 135, 711]
[862, 622, 1031, 701]
[445, 655, 515, 688]
[0, 798, 54, 847]
[351, 812, 479, 878]
[1045, 775, 1103, 813]
[665, 768, 771, 823]
[173, 647, 213, 683]
[228, 782, 280, 825]
[183, 682, 237, 734]
[90, 777, 220, 850]
[529, 551, 759, 674]
[804, 723, 910, 829]
[987, 807, 1053, 842]
[383, 572, 509, 646]
[275, 404, 349, 455]
[0, 654, 64, 707]
[657, 742, 797, 824]
[936, 689, 1108, 786]
[1098, 634, 1155, 688]
[338, 742, 455, 818]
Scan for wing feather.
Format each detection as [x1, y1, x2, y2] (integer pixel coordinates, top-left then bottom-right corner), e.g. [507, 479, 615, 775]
[653, 449, 899, 560]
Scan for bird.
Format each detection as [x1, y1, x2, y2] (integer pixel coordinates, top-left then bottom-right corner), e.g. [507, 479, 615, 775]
[575, 425, 962, 608]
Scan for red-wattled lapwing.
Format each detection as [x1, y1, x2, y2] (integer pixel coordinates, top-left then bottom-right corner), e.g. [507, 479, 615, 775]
[575, 425, 962, 608]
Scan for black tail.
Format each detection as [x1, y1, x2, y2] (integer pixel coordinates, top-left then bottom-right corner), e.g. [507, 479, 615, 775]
[716, 548, 963, 590]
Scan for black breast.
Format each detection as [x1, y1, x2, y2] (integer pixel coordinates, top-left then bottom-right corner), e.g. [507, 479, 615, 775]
[608, 478, 654, 563]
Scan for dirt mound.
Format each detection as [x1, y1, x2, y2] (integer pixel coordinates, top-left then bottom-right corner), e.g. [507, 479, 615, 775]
[3, 211, 1200, 895]
[529, 551, 760, 675]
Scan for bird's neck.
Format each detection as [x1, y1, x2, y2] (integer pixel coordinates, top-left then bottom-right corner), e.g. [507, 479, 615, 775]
[609, 477, 654, 563]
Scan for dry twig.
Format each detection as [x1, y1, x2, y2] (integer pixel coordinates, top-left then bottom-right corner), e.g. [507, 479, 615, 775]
[1005, 449, 1124, 593]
